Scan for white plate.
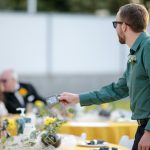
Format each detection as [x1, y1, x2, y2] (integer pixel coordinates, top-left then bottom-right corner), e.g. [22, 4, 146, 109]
[77, 141, 109, 147]
[91, 148, 120, 150]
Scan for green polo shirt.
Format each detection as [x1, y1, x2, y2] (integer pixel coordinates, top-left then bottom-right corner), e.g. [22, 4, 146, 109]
[79, 32, 150, 131]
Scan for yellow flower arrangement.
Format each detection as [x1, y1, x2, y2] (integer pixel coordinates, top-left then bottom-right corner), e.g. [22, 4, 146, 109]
[7, 119, 16, 130]
[41, 117, 65, 148]
[18, 88, 28, 96]
[6, 119, 17, 136]
[1, 116, 65, 148]
[35, 100, 45, 108]
[100, 103, 110, 110]
[44, 117, 57, 126]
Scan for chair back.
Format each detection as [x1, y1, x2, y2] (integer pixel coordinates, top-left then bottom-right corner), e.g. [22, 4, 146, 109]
[119, 135, 134, 149]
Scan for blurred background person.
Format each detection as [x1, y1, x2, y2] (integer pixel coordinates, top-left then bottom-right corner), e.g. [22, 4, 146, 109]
[0, 69, 45, 114]
[0, 82, 8, 116]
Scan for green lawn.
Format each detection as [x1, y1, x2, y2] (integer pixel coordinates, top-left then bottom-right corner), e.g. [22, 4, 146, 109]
[110, 99, 130, 110]
[84, 98, 131, 112]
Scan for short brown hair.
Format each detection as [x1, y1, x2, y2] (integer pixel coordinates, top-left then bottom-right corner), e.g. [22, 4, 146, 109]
[119, 3, 149, 32]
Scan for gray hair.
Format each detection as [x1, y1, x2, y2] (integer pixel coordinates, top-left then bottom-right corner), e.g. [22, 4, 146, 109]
[11, 70, 19, 81]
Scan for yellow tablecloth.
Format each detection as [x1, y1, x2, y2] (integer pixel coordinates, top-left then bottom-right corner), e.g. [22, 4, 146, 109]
[75, 143, 129, 150]
[1, 115, 137, 145]
[58, 121, 138, 144]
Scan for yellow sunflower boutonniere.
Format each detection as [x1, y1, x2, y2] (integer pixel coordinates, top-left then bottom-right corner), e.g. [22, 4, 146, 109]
[128, 54, 136, 64]
[18, 88, 28, 97]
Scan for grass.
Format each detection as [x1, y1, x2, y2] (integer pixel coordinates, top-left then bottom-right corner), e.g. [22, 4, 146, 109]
[84, 98, 131, 112]
[110, 98, 130, 110]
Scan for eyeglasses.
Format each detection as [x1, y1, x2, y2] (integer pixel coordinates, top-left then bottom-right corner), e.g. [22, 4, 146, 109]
[0, 79, 7, 83]
[112, 21, 130, 29]
[112, 21, 123, 28]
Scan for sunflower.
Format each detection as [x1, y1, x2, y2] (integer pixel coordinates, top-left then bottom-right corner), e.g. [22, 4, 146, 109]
[44, 117, 56, 125]
[35, 100, 45, 108]
[18, 88, 28, 96]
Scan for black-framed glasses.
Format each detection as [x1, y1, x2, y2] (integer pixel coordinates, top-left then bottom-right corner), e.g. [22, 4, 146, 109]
[112, 21, 123, 28]
[0, 79, 8, 83]
[112, 21, 130, 29]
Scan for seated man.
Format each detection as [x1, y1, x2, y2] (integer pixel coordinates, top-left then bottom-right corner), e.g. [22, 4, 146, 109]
[0, 69, 45, 114]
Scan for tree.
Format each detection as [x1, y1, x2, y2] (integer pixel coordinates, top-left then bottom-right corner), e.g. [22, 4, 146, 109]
[0, 0, 26, 11]
[38, 0, 70, 12]
[107, 0, 130, 14]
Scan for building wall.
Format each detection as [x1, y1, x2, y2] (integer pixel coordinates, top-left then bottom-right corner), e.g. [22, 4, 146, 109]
[0, 13, 132, 96]
[19, 73, 122, 97]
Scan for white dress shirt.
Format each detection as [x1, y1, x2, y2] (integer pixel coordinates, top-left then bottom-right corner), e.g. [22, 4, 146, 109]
[14, 83, 25, 107]
[0, 101, 8, 116]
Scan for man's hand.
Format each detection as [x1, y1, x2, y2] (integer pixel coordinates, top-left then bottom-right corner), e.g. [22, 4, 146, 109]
[138, 130, 150, 150]
[59, 92, 80, 105]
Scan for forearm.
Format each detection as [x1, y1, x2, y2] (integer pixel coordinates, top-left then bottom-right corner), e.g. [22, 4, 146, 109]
[80, 81, 129, 106]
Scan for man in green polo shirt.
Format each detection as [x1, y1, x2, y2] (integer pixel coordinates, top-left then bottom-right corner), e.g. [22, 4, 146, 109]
[59, 3, 150, 150]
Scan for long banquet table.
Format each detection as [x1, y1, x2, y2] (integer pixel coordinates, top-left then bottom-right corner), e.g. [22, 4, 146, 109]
[58, 121, 138, 144]
[75, 143, 129, 150]
[0, 115, 130, 150]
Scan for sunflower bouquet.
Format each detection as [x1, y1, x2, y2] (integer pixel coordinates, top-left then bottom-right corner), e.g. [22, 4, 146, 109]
[0, 116, 65, 150]
[34, 100, 51, 117]
[41, 117, 65, 148]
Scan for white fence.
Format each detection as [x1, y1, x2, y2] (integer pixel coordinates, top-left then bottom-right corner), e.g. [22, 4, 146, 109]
[0, 13, 129, 75]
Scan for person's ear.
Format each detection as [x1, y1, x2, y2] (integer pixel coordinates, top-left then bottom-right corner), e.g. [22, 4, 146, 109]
[121, 23, 127, 32]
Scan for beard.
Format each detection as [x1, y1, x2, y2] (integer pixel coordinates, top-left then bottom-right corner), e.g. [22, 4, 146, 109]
[117, 30, 126, 44]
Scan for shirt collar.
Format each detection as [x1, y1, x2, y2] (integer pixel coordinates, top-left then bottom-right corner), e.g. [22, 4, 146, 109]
[15, 83, 20, 91]
[130, 32, 148, 53]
